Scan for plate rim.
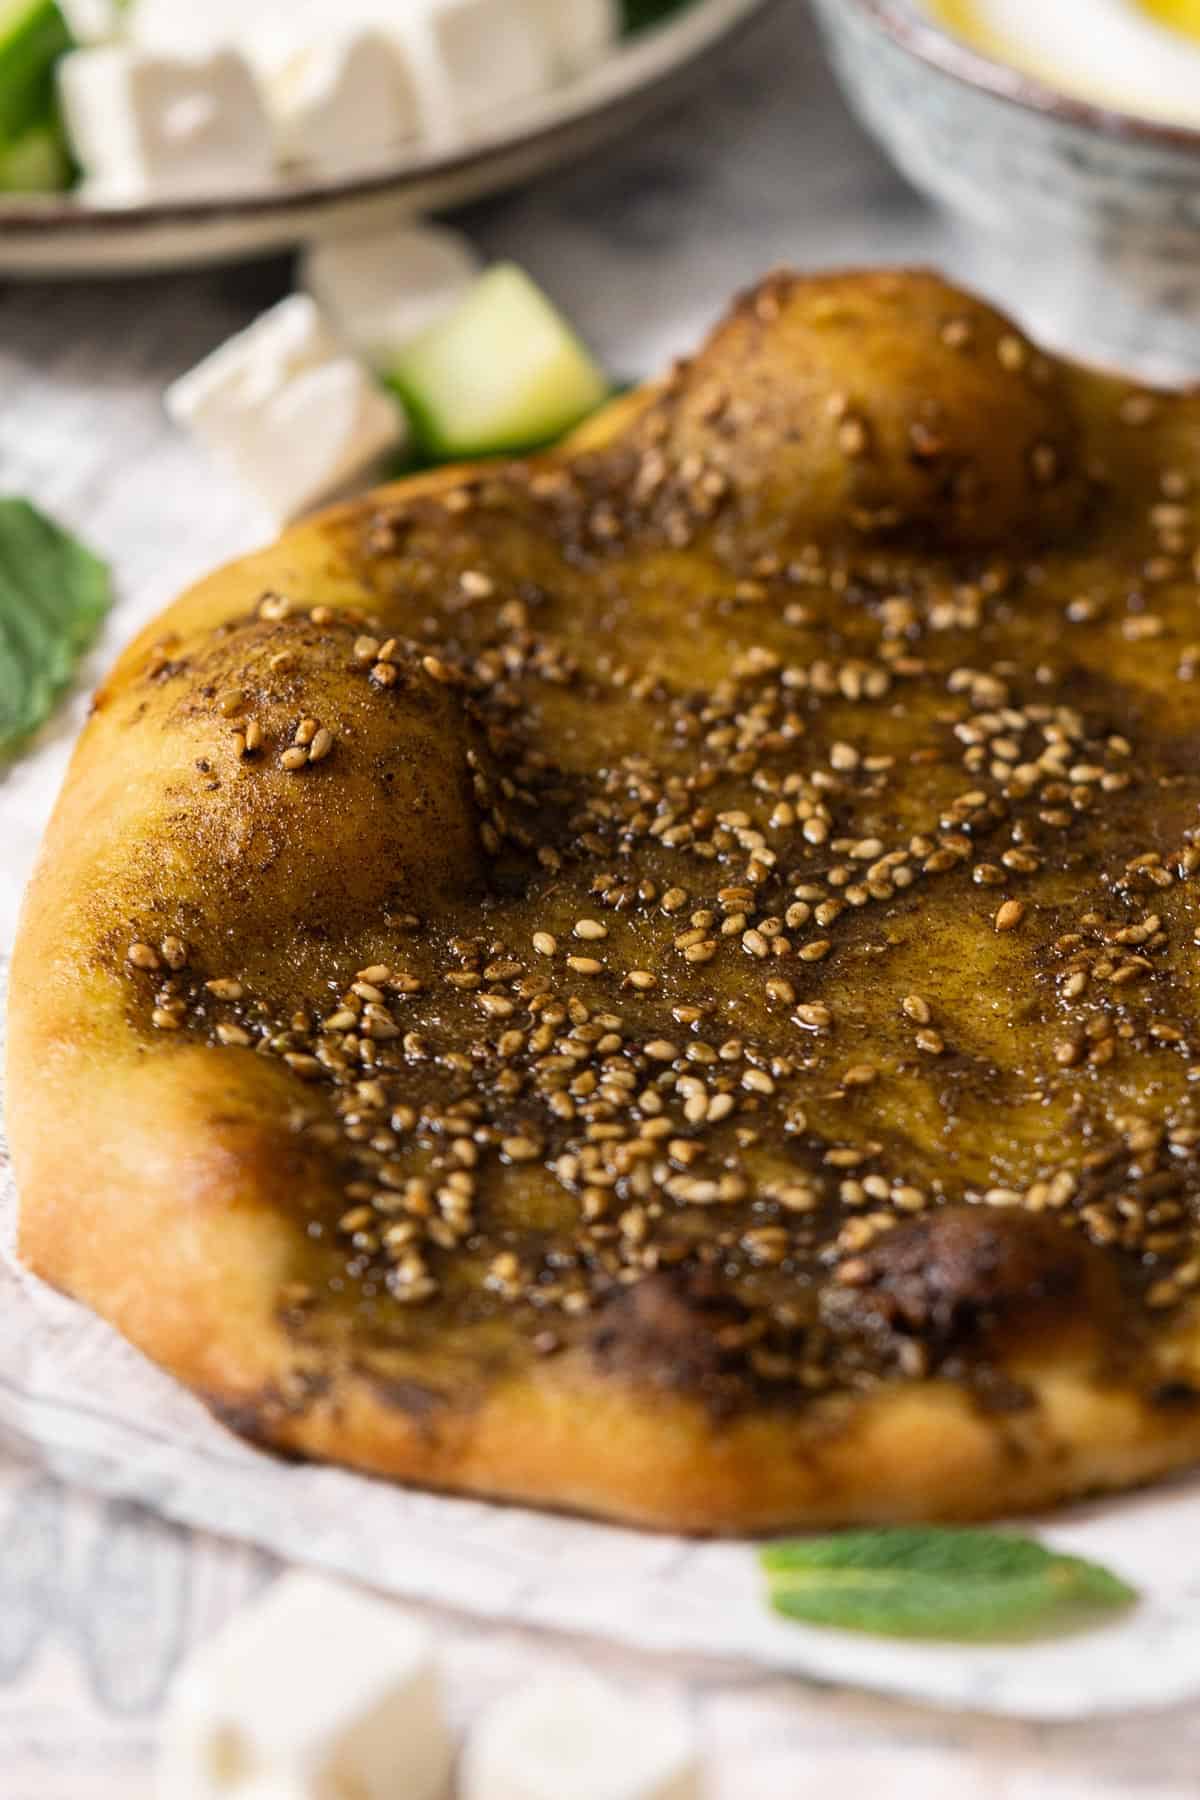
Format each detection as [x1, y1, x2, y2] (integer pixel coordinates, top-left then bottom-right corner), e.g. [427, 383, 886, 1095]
[0, 0, 776, 242]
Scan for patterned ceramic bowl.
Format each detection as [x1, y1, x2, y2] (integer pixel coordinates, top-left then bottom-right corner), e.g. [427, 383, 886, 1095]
[809, 0, 1200, 379]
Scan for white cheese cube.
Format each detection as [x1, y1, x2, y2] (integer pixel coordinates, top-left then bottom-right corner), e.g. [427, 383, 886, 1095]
[127, 0, 299, 59]
[57, 45, 274, 205]
[59, 0, 121, 44]
[302, 223, 481, 370]
[157, 1571, 452, 1800]
[166, 295, 406, 526]
[461, 1672, 700, 1800]
[524, 0, 619, 78]
[219, 1784, 310, 1800]
[397, 0, 554, 147]
[265, 28, 423, 171]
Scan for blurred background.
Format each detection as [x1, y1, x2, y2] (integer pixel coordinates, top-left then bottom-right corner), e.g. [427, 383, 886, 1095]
[0, 0, 957, 621]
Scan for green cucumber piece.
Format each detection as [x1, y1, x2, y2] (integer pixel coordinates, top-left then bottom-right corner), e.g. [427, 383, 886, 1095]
[0, 2, 71, 144]
[621, 0, 693, 34]
[389, 264, 610, 461]
[0, 110, 71, 190]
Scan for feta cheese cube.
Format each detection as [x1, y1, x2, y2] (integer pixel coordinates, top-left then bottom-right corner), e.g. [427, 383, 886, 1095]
[127, 0, 299, 60]
[59, 0, 121, 44]
[57, 45, 274, 205]
[166, 295, 406, 526]
[216, 1785, 310, 1800]
[397, 0, 555, 147]
[157, 1572, 452, 1800]
[265, 28, 424, 171]
[302, 223, 481, 370]
[460, 1671, 700, 1800]
[524, 0, 619, 78]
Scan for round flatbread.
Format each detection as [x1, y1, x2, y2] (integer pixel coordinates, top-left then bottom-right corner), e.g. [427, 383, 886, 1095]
[10, 270, 1200, 1531]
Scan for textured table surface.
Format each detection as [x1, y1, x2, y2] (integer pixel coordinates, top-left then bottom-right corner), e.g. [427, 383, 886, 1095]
[1, 3, 1196, 1792]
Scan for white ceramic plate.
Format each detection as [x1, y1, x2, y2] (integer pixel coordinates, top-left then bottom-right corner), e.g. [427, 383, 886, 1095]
[0, 0, 773, 277]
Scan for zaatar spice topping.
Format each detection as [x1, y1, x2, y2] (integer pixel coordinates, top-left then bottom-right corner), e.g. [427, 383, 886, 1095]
[108, 269, 1200, 1422]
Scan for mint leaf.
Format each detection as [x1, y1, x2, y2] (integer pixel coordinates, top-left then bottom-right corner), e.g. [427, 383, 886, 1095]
[0, 498, 111, 759]
[761, 1528, 1136, 1640]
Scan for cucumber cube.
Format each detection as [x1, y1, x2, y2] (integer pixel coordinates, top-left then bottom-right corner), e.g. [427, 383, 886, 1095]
[621, 0, 692, 33]
[0, 1, 72, 143]
[0, 111, 72, 188]
[390, 264, 610, 460]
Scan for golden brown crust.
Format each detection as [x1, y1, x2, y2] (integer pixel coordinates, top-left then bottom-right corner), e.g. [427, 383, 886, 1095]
[12, 267, 1200, 1532]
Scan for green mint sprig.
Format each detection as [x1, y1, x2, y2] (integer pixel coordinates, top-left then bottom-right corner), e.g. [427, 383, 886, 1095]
[760, 1527, 1136, 1640]
[0, 497, 112, 760]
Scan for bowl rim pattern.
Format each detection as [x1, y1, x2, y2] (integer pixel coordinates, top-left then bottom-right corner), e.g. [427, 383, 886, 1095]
[832, 0, 1200, 153]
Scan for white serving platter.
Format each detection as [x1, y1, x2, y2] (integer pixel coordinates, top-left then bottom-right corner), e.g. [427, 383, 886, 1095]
[0, 0, 773, 277]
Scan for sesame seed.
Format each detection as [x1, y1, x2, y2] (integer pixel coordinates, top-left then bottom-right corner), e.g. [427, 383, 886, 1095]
[742, 1068, 775, 1095]
[127, 942, 160, 971]
[140, 296, 1200, 1359]
[997, 333, 1027, 371]
[206, 977, 244, 1000]
[1120, 393, 1157, 426]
